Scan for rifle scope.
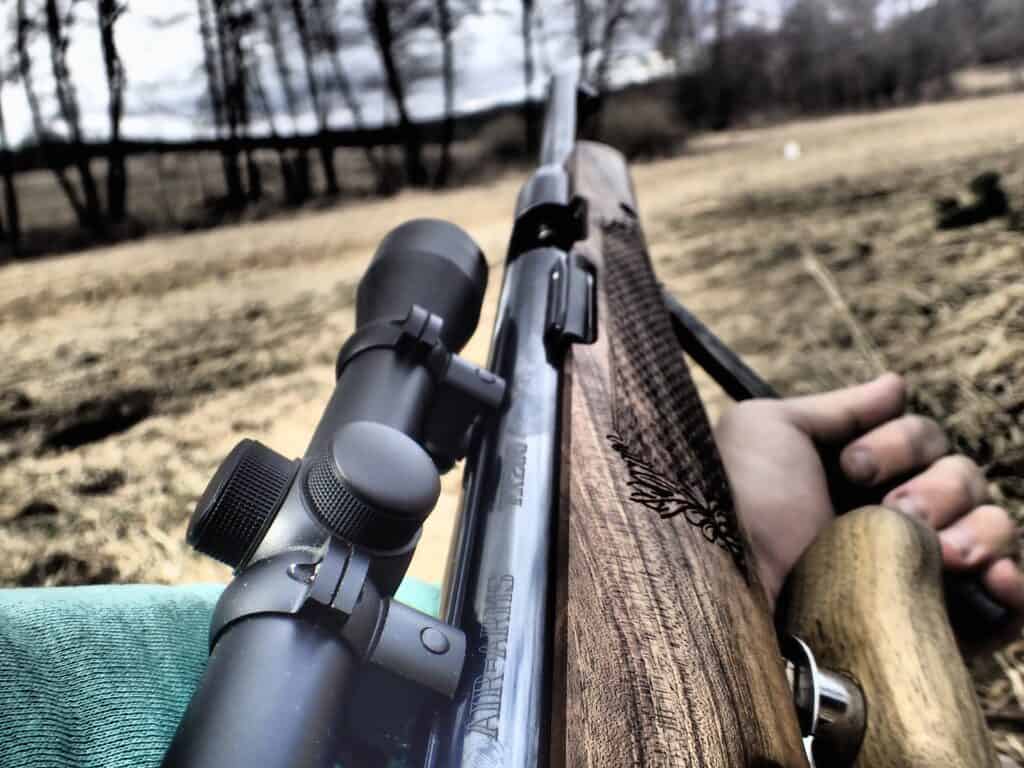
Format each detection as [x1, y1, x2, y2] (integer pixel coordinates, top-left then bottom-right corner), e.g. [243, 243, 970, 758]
[163, 219, 505, 768]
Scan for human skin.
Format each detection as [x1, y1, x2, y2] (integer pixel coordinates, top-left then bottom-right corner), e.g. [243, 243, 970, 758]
[716, 373, 1024, 633]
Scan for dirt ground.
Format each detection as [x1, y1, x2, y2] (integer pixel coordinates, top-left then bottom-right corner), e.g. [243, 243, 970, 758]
[1, 90, 1023, 757]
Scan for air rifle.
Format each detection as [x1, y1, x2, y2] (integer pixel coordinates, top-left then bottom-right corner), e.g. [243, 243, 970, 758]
[163, 71, 1005, 767]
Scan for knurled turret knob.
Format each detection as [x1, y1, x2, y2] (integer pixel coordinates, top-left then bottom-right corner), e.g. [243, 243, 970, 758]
[303, 421, 441, 551]
[188, 439, 299, 569]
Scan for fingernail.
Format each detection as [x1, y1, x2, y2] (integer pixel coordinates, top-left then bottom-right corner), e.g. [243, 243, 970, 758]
[940, 527, 975, 563]
[843, 447, 878, 485]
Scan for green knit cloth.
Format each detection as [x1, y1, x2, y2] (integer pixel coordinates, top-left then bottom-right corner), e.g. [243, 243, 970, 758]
[0, 580, 440, 768]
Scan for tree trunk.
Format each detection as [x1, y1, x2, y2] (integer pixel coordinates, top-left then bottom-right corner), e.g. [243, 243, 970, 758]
[710, 0, 733, 129]
[260, 0, 301, 128]
[586, 1, 628, 140]
[0, 166, 19, 258]
[366, 0, 427, 188]
[434, 0, 455, 187]
[521, 0, 540, 155]
[290, 0, 341, 196]
[249, 46, 297, 206]
[309, 0, 387, 192]
[223, 0, 261, 203]
[199, 0, 244, 207]
[0, 84, 21, 257]
[211, 0, 246, 207]
[661, 0, 698, 72]
[259, 0, 308, 204]
[660, 0, 681, 65]
[45, 0, 104, 236]
[293, 151, 312, 202]
[17, 0, 89, 231]
[99, 0, 127, 223]
[0, 141, 19, 259]
[575, 0, 593, 82]
[595, 4, 625, 95]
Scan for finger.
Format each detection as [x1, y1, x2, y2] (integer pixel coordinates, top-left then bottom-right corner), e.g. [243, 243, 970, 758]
[838, 414, 949, 487]
[964, 558, 1024, 657]
[983, 557, 1024, 617]
[784, 372, 906, 446]
[939, 505, 1018, 571]
[882, 455, 988, 527]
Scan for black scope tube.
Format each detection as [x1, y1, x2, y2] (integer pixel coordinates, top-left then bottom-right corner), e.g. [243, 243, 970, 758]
[163, 219, 489, 768]
[162, 616, 357, 766]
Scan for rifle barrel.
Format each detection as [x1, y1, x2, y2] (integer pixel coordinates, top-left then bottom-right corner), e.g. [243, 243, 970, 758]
[540, 71, 578, 171]
[515, 72, 579, 216]
[424, 72, 584, 768]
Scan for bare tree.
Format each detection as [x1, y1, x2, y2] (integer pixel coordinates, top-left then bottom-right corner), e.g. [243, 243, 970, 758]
[15, 0, 98, 232]
[660, 0, 682, 66]
[660, 0, 700, 73]
[257, 0, 310, 203]
[593, 1, 628, 95]
[220, 0, 262, 201]
[429, 0, 480, 187]
[364, 0, 428, 187]
[434, 0, 455, 186]
[575, 0, 593, 83]
[521, 0, 540, 155]
[0, 66, 20, 257]
[307, 0, 390, 192]
[45, 0, 105, 233]
[290, 0, 341, 195]
[709, 0, 741, 128]
[258, 0, 300, 128]
[98, 0, 126, 222]
[584, 0, 648, 138]
[197, 0, 245, 206]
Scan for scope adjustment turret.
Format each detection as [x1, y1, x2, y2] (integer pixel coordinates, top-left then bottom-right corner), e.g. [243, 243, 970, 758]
[187, 439, 300, 570]
[303, 421, 441, 551]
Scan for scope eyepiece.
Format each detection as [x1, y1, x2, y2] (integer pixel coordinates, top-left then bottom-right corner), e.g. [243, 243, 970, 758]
[357, 219, 487, 352]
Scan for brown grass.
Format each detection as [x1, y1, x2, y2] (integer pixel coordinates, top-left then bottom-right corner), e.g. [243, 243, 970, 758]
[1, 90, 1023, 758]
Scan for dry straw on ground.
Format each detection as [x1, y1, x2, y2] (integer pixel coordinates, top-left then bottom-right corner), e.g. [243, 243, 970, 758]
[1, 91, 1023, 758]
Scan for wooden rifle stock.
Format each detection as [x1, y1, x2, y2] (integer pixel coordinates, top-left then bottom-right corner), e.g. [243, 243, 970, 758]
[554, 141, 997, 766]
[554, 141, 807, 766]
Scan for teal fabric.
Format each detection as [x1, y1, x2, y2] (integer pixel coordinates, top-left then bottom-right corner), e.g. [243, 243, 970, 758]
[0, 579, 441, 768]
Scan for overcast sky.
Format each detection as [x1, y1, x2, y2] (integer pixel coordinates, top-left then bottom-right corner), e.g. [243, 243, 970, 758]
[0, 0, 932, 145]
[0, 0, 680, 144]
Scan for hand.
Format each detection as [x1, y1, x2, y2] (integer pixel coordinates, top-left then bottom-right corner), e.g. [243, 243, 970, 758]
[714, 373, 1024, 627]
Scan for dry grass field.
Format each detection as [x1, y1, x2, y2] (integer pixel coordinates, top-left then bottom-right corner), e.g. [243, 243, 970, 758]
[1, 90, 1023, 758]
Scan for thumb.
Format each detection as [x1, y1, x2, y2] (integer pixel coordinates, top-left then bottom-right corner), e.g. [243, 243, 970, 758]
[783, 372, 907, 446]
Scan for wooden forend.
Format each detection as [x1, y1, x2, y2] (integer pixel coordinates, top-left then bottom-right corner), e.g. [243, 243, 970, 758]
[553, 141, 807, 767]
[784, 506, 999, 768]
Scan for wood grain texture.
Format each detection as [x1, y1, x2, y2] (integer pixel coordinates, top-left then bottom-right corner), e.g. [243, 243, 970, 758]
[555, 140, 807, 767]
[784, 505, 999, 768]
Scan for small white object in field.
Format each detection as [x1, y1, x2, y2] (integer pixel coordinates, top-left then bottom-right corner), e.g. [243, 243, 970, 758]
[783, 141, 802, 160]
